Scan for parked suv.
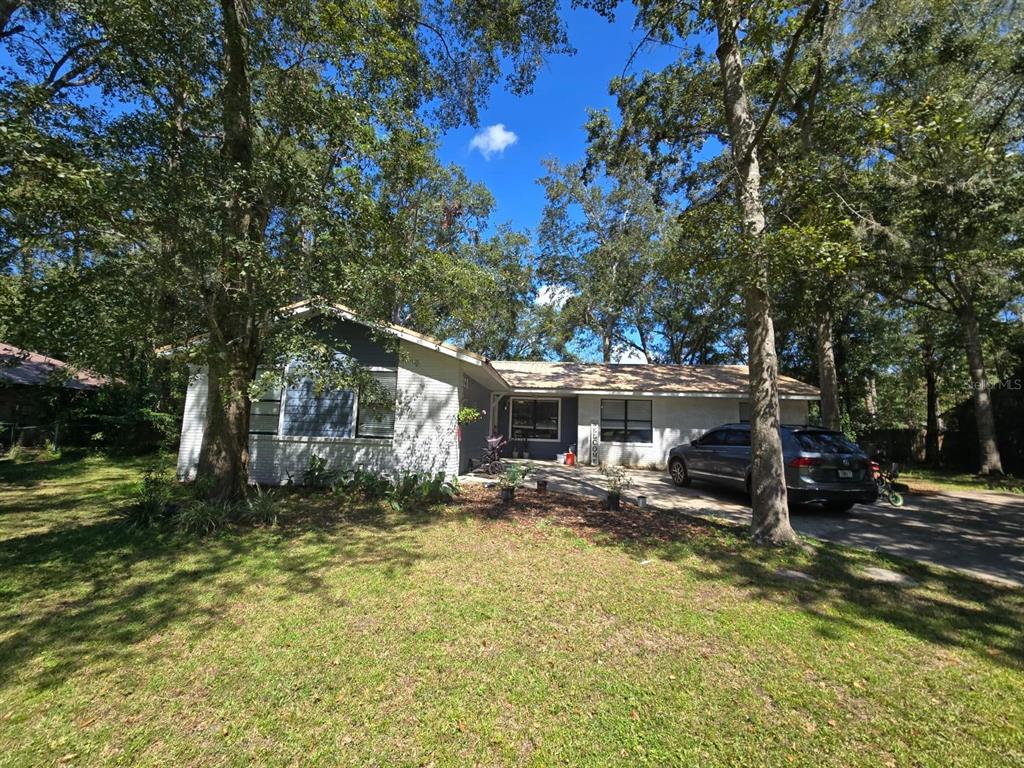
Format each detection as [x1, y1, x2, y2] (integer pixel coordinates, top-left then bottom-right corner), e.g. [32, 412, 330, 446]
[667, 424, 878, 512]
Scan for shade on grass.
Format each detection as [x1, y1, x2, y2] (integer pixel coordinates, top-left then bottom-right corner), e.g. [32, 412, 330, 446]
[1, 455, 1022, 766]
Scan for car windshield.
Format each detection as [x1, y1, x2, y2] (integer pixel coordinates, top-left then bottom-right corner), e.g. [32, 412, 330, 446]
[794, 430, 860, 454]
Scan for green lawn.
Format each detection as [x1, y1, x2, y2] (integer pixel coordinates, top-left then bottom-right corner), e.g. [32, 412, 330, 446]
[1, 454, 1022, 767]
[898, 467, 1024, 496]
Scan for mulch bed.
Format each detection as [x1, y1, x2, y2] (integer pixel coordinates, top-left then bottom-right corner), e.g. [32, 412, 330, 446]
[453, 483, 729, 547]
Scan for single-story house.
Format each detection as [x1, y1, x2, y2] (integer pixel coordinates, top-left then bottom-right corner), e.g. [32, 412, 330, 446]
[1, 343, 110, 445]
[174, 303, 819, 484]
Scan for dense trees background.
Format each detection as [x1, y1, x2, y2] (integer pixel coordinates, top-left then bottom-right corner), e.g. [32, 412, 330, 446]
[1, 1, 1021, 517]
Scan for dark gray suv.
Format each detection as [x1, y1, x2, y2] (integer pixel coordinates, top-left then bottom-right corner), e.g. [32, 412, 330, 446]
[667, 424, 878, 512]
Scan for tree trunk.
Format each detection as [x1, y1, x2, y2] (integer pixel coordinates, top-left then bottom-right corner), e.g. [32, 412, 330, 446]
[602, 315, 614, 362]
[959, 300, 1003, 474]
[196, 0, 264, 500]
[864, 375, 878, 423]
[816, 304, 840, 430]
[923, 341, 940, 466]
[713, 0, 795, 545]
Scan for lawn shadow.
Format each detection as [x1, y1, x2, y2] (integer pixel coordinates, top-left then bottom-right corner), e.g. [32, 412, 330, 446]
[454, 485, 1024, 671]
[0, 484, 442, 692]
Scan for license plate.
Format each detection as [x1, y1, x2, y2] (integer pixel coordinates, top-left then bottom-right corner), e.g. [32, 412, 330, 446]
[837, 469, 853, 479]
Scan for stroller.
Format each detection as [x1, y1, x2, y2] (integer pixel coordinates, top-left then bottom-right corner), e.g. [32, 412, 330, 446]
[478, 434, 507, 475]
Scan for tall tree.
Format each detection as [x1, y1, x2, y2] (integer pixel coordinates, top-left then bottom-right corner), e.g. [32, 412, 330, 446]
[588, 0, 839, 542]
[2, 0, 571, 498]
[854, 0, 1024, 474]
[537, 158, 665, 362]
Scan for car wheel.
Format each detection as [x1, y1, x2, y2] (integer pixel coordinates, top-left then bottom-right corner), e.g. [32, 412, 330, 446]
[824, 501, 854, 513]
[669, 458, 691, 487]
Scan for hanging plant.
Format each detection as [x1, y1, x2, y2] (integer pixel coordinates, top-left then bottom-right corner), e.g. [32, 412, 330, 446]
[458, 407, 484, 425]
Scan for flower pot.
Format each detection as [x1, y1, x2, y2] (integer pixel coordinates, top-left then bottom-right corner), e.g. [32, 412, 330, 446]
[501, 487, 515, 504]
[606, 493, 621, 511]
[636, 495, 647, 508]
[523, 451, 530, 460]
[536, 479, 548, 493]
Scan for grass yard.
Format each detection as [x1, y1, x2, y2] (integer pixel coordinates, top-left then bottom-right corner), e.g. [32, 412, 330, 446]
[1, 455, 1022, 767]
[898, 467, 1024, 496]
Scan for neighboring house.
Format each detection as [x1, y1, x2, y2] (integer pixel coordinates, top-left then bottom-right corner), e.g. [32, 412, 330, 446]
[174, 303, 820, 484]
[0, 343, 110, 444]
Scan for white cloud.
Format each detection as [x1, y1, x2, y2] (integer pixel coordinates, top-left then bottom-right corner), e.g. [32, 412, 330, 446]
[469, 123, 518, 159]
[535, 283, 571, 310]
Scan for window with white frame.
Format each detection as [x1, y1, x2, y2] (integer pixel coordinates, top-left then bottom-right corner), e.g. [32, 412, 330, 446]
[600, 399, 653, 443]
[510, 398, 559, 441]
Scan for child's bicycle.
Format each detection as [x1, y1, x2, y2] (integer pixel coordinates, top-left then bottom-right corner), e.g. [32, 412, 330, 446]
[871, 461, 905, 507]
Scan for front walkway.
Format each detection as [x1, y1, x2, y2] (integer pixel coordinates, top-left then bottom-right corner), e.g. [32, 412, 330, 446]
[465, 460, 1024, 586]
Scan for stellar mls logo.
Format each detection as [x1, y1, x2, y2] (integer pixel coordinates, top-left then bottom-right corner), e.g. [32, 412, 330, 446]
[978, 379, 1023, 391]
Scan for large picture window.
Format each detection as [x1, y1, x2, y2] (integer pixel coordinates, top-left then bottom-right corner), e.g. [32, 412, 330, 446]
[600, 399, 653, 443]
[279, 365, 397, 440]
[510, 398, 560, 441]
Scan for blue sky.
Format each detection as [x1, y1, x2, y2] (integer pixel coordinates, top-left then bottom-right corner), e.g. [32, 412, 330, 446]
[438, 3, 680, 239]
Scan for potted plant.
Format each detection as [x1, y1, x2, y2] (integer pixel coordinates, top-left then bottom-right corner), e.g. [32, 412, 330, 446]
[498, 463, 531, 504]
[601, 465, 633, 511]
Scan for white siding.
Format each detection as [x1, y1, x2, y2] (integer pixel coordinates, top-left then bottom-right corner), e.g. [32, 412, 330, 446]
[175, 340, 461, 485]
[576, 395, 812, 469]
[176, 367, 208, 481]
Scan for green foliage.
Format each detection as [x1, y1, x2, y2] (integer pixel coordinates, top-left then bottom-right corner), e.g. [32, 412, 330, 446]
[457, 407, 483, 425]
[176, 499, 233, 536]
[124, 469, 176, 528]
[244, 485, 278, 527]
[498, 463, 531, 491]
[334, 469, 459, 510]
[304, 454, 341, 489]
[600, 464, 633, 495]
[335, 469, 394, 500]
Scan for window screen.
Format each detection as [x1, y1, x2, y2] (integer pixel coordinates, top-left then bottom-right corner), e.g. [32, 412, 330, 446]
[282, 380, 356, 438]
[510, 398, 559, 440]
[356, 368, 397, 439]
[600, 399, 653, 443]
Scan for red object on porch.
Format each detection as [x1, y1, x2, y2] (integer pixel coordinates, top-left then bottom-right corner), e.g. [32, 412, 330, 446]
[565, 450, 575, 466]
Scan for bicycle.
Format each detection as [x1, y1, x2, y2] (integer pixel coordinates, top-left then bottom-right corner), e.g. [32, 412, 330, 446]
[871, 460, 905, 507]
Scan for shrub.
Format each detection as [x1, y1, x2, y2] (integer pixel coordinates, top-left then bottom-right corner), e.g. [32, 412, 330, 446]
[601, 464, 633, 495]
[337, 468, 393, 500]
[392, 471, 460, 507]
[177, 499, 233, 536]
[245, 485, 278, 526]
[334, 469, 459, 509]
[305, 453, 340, 489]
[498, 463, 531, 491]
[124, 469, 176, 528]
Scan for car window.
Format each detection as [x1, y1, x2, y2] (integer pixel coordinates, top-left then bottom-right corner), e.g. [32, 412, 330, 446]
[794, 430, 859, 453]
[698, 430, 724, 446]
[723, 429, 751, 447]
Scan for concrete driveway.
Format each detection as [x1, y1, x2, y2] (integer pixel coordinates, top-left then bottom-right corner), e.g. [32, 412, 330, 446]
[474, 460, 1024, 586]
